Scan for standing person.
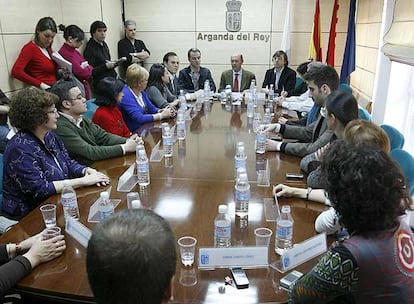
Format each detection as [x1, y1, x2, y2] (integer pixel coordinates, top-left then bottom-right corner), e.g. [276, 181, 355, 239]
[92, 77, 131, 137]
[83, 21, 118, 93]
[118, 20, 150, 80]
[146, 64, 179, 109]
[218, 53, 256, 92]
[289, 141, 414, 303]
[50, 80, 142, 166]
[87, 209, 176, 304]
[2, 87, 109, 219]
[119, 64, 175, 133]
[262, 50, 296, 96]
[58, 24, 93, 99]
[264, 64, 339, 157]
[163, 52, 180, 97]
[178, 48, 216, 93]
[11, 17, 58, 90]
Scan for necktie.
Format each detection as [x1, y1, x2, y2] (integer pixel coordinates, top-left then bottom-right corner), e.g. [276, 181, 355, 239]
[234, 73, 239, 92]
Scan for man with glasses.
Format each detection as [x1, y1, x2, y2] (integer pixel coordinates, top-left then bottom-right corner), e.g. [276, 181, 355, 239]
[118, 20, 150, 80]
[178, 48, 216, 93]
[50, 80, 142, 165]
[263, 64, 339, 157]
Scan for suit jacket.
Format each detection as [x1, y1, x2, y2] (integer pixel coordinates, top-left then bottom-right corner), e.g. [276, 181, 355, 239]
[219, 69, 256, 92]
[166, 73, 180, 97]
[178, 66, 216, 93]
[262, 66, 296, 95]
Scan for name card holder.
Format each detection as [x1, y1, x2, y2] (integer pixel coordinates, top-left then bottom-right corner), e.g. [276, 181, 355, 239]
[263, 193, 281, 222]
[117, 163, 138, 192]
[270, 233, 327, 273]
[150, 140, 164, 162]
[65, 217, 92, 248]
[198, 246, 268, 270]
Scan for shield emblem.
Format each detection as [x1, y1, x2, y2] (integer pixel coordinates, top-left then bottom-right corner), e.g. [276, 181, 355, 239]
[226, 11, 241, 32]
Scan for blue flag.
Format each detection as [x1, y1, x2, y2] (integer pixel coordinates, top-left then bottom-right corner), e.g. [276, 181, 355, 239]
[340, 0, 356, 84]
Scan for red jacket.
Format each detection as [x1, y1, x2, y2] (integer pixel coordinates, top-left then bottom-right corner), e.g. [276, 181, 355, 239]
[92, 105, 131, 138]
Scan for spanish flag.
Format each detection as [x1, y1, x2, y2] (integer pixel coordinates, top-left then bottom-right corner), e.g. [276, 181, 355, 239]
[326, 0, 339, 66]
[308, 0, 322, 61]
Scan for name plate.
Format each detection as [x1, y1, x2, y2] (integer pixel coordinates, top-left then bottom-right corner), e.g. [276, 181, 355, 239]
[198, 246, 268, 269]
[65, 217, 92, 248]
[279, 233, 327, 272]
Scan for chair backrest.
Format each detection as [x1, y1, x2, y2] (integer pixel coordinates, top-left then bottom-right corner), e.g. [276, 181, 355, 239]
[358, 107, 371, 121]
[381, 124, 405, 150]
[390, 149, 414, 197]
[83, 98, 98, 120]
[339, 83, 353, 94]
[294, 77, 304, 89]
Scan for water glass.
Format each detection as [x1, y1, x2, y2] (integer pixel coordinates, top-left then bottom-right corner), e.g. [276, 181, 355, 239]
[42, 227, 61, 240]
[40, 204, 56, 228]
[127, 192, 140, 209]
[178, 236, 197, 266]
[254, 227, 273, 246]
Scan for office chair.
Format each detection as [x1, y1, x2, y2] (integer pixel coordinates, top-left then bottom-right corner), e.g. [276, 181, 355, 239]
[390, 149, 414, 197]
[83, 98, 98, 120]
[381, 124, 405, 150]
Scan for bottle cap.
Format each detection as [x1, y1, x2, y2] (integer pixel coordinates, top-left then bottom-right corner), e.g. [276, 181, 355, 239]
[218, 204, 228, 214]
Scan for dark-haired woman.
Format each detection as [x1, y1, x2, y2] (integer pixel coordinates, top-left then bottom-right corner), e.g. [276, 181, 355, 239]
[289, 141, 414, 303]
[11, 17, 58, 89]
[92, 77, 131, 137]
[146, 64, 179, 109]
[58, 24, 93, 99]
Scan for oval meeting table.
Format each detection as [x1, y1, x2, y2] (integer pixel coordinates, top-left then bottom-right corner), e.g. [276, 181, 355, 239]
[0, 99, 328, 303]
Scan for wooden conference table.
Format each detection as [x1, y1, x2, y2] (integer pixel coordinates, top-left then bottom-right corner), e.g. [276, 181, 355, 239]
[0, 100, 328, 303]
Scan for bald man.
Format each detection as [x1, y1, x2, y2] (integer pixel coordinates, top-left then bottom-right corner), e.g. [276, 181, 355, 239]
[219, 53, 256, 92]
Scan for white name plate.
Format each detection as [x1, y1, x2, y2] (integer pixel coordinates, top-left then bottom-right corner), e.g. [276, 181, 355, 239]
[198, 246, 268, 269]
[65, 217, 92, 248]
[280, 233, 327, 272]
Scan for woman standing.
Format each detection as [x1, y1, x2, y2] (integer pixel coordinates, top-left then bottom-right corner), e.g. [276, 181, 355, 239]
[118, 64, 175, 132]
[92, 77, 131, 137]
[146, 63, 179, 109]
[11, 17, 58, 89]
[2, 87, 109, 220]
[57, 24, 93, 99]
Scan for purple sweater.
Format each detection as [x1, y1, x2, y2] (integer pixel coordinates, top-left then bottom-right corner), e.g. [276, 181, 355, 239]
[2, 131, 85, 219]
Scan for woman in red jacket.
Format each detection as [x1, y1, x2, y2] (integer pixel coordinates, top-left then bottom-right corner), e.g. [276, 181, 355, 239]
[92, 77, 131, 137]
[11, 17, 58, 90]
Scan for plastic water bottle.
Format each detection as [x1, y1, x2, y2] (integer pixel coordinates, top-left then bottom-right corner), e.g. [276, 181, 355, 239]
[264, 108, 272, 124]
[61, 182, 80, 221]
[162, 126, 173, 157]
[204, 80, 211, 101]
[137, 149, 150, 187]
[252, 85, 258, 108]
[253, 112, 262, 133]
[268, 84, 275, 103]
[214, 204, 231, 247]
[256, 126, 267, 154]
[176, 112, 186, 140]
[98, 191, 114, 221]
[220, 91, 227, 104]
[135, 144, 145, 161]
[178, 90, 187, 111]
[234, 143, 247, 178]
[235, 173, 250, 217]
[246, 98, 254, 118]
[275, 205, 294, 255]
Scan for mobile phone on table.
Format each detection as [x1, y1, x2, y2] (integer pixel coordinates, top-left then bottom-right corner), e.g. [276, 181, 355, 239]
[286, 173, 304, 179]
[230, 268, 249, 289]
[280, 270, 303, 290]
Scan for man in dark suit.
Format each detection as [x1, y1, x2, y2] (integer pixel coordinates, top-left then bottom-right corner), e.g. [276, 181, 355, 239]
[178, 48, 216, 93]
[219, 53, 256, 92]
[163, 52, 180, 97]
[262, 50, 296, 96]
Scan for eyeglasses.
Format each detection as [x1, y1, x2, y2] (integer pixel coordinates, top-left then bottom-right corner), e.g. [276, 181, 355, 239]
[47, 108, 58, 115]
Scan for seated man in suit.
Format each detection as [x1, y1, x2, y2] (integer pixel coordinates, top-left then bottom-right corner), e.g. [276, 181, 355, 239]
[262, 50, 296, 96]
[264, 64, 339, 157]
[87, 209, 177, 304]
[218, 53, 256, 92]
[163, 51, 180, 97]
[50, 80, 142, 165]
[178, 48, 216, 93]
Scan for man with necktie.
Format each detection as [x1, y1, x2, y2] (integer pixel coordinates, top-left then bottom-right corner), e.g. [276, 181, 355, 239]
[218, 53, 256, 92]
[163, 52, 180, 97]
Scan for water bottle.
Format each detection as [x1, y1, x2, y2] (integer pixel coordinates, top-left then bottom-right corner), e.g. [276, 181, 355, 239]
[234, 143, 247, 178]
[275, 205, 294, 255]
[264, 108, 272, 124]
[252, 85, 258, 108]
[204, 80, 211, 101]
[137, 149, 150, 187]
[253, 112, 262, 133]
[176, 112, 186, 140]
[162, 126, 173, 157]
[135, 144, 145, 161]
[98, 191, 114, 221]
[268, 84, 275, 103]
[256, 126, 267, 154]
[61, 181, 80, 221]
[214, 204, 231, 247]
[249, 79, 256, 91]
[220, 91, 227, 104]
[178, 90, 187, 111]
[235, 173, 250, 217]
[246, 98, 254, 118]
